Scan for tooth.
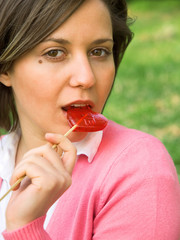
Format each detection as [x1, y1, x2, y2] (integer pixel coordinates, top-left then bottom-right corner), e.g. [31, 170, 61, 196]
[71, 104, 87, 107]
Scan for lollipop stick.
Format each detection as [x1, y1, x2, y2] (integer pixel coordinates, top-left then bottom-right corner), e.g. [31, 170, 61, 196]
[0, 176, 25, 202]
[0, 115, 88, 202]
[52, 123, 78, 149]
[52, 113, 88, 149]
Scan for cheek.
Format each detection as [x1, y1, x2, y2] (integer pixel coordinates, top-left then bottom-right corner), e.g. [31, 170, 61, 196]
[100, 63, 115, 96]
[11, 64, 55, 100]
[96, 63, 115, 111]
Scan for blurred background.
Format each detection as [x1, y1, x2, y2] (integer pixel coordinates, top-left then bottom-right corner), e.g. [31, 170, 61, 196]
[104, 0, 180, 179]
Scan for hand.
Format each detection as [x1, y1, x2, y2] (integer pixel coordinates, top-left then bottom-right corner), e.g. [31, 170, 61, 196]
[6, 133, 77, 231]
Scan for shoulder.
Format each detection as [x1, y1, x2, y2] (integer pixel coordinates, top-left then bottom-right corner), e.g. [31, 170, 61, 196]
[0, 131, 20, 154]
[103, 120, 162, 148]
[103, 120, 170, 156]
[102, 120, 166, 156]
[0, 134, 7, 152]
[0, 135, 5, 140]
[0, 133, 11, 145]
[97, 121, 180, 208]
[99, 120, 178, 182]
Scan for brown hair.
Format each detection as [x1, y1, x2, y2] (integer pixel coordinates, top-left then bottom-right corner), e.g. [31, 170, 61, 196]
[0, 0, 133, 133]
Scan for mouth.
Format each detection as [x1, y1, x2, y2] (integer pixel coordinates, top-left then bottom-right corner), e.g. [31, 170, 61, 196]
[62, 102, 94, 112]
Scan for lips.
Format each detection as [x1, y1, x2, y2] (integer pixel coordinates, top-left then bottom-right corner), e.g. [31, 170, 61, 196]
[62, 101, 94, 112]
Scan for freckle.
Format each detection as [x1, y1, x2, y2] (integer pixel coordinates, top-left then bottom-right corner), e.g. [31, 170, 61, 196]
[38, 60, 43, 64]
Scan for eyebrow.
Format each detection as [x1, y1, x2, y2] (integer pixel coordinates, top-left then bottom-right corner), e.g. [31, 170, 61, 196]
[91, 38, 114, 45]
[43, 38, 114, 45]
[43, 38, 71, 45]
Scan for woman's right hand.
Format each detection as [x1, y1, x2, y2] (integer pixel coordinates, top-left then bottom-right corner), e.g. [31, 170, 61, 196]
[5, 133, 77, 231]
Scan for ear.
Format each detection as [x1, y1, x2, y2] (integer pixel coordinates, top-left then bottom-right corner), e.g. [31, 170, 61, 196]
[0, 72, 12, 87]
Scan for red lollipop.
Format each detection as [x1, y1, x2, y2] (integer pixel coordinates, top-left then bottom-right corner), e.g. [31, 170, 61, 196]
[67, 106, 108, 132]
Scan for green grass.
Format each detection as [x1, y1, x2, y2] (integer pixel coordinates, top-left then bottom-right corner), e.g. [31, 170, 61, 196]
[103, 1, 180, 176]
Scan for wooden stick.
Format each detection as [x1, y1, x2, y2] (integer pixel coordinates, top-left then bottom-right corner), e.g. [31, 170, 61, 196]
[0, 176, 25, 202]
[52, 123, 78, 149]
[0, 116, 87, 202]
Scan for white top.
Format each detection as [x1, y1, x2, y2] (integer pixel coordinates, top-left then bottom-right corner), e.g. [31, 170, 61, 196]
[0, 130, 102, 238]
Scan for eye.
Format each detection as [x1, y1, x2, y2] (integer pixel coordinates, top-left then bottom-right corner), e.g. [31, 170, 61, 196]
[90, 48, 112, 57]
[44, 49, 66, 61]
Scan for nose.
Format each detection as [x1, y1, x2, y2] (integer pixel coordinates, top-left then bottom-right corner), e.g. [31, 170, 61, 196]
[69, 55, 96, 89]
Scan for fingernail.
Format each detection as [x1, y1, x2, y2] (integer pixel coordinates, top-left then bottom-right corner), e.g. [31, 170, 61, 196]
[45, 133, 55, 138]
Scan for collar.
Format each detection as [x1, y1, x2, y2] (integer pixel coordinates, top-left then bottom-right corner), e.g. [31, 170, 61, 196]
[0, 130, 103, 181]
[73, 131, 103, 163]
[0, 131, 19, 181]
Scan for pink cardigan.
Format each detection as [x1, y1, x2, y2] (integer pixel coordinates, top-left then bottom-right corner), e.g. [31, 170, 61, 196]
[2, 121, 180, 239]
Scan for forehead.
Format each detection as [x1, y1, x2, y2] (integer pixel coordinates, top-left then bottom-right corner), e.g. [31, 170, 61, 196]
[47, 0, 112, 42]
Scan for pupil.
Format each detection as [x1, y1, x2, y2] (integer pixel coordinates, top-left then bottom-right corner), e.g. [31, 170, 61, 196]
[94, 49, 101, 56]
[49, 50, 58, 57]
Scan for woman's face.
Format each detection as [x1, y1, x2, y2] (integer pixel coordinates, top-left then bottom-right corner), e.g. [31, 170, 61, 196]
[5, 0, 115, 142]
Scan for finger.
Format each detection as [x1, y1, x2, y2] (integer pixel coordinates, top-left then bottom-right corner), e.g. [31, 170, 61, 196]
[22, 144, 65, 172]
[11, 152, 67, 187]
[10, 155, 43, 187]
[45, 133, 77, 174]
[9, 175, 26, 191]
[10, 157, 72, 202]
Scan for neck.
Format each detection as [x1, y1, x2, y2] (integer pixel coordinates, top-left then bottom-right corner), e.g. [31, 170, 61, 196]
[15, 126, 47, 166]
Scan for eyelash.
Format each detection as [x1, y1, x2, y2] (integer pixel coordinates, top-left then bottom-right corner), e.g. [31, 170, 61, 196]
[43, 49, 66, 61]
[89, 48, 112, 58]
[43, 47, 112, 62]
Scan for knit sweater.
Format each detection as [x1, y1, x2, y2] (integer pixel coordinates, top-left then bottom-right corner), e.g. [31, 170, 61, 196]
[2, 121, 180, 240]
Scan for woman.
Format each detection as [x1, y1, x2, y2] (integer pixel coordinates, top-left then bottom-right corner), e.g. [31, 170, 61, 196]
[0, 0, 180, 239]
